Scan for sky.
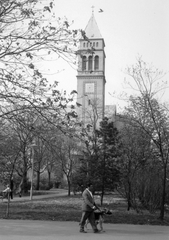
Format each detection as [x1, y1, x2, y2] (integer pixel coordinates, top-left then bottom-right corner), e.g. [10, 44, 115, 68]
[45, 0, 169, 112]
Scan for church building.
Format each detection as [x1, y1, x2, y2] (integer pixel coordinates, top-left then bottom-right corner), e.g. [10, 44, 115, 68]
[76, 13, 106, 127]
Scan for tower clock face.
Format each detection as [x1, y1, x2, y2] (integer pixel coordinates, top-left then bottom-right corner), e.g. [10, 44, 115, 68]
[85, 83, 95, 93]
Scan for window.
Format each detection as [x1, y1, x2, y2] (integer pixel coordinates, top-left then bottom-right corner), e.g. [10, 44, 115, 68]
[94, 56, 99, 70]
[83, 42, 85, 48]
[88, 56, 93, 71]
[96, 42, 98, 47]
[93, 42, 95, 47]
[82, 56, 87, 70]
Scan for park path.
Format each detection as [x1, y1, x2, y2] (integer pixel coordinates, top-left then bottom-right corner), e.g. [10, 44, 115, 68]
[0, 219, 168, 240]
[11, 188, 68, 202]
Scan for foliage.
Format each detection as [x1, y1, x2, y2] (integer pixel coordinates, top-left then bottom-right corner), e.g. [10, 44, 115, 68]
[55, 133, 81, 195]
[97, 117, 121, 190]
[0, 0, 79, 115]
[72, 117, 121, 204]
[0, 0, 82, 195]
[39, 177, 53, 190]
[123, 58, 169, 219]
[118, 124, 149, 208]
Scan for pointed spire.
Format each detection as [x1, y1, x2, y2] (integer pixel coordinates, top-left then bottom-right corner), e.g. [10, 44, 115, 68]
[84, 13, 102, 39]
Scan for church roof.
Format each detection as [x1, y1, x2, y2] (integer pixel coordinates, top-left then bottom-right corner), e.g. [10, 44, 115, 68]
[85, 14, 102, 39]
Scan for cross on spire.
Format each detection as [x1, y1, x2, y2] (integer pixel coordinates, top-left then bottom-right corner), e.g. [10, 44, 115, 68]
[91, 5, 94, 15]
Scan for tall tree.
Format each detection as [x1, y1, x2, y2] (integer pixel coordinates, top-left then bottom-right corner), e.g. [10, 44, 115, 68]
[119, 122, 153, 211]
[75, 115, 121, 204]
[97, 117, 121, 204]
[124, 58, 169, 220]
[0, 0, 79, 117]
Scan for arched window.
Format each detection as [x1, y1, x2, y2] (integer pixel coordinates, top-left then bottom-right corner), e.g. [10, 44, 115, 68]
[93, 42, 95, 47]
[83, 42, 85, 48]
[96, 42, 98, 47]
[88, 56, 93, 71]
[82, 56, 87, 70]
[94, 56, 99, 70]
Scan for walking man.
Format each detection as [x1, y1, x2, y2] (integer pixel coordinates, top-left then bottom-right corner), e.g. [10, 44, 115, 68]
[79, 182, 100, 233]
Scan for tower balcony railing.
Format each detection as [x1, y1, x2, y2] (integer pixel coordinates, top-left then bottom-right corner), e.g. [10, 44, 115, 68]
[77, 70, 104, 76]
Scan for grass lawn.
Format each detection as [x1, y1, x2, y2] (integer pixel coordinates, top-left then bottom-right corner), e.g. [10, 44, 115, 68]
[0, 193, 169, 226]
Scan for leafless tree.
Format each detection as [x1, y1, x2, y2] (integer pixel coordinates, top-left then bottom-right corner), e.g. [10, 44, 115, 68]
[124, 58, 169, 220]
[0, 0, 79, 118]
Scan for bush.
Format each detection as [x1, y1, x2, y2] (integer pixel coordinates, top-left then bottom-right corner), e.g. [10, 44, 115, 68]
[39, 179, 53, 190]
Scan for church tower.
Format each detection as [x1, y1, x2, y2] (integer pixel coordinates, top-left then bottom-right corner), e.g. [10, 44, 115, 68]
[76, 13, 106, 127]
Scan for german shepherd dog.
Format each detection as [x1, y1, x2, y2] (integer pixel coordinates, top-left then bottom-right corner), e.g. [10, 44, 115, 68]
[85, 208, 112, 232]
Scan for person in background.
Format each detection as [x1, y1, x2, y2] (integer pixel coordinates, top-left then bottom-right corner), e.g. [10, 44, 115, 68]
[2, 184, 11, 200]
[79, 182, 100, 233]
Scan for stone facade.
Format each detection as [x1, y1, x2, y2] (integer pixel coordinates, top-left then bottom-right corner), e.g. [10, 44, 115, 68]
[76, 14, 106, 127]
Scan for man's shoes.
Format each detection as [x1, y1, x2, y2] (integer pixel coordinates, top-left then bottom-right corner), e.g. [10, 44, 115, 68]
[94, 229, 101, 233]
[80, 229, 87, 233]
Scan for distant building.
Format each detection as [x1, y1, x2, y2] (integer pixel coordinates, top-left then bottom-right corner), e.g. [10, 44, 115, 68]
[76, 13, 125, 132]
[76, 13, 106, 127]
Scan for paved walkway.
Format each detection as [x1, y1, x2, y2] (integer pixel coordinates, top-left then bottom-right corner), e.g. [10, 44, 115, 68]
[0, 189, 68, 203]
[0, 219, 168, 240]
[10, 189, 68, 202]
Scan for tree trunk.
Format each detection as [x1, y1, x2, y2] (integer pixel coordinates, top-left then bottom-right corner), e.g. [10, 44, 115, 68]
[67, 177, 71, 196]
[101, 140, 106, 206]
[159, 163, 167, 220]
[127, 180, 132, 211]
[48, 171, 51, 189]
[100, 183, 104, 206]
[36, 171, 40, 190]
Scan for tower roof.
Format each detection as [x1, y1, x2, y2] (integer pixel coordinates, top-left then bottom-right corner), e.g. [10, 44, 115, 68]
[85, 14, 102, 39]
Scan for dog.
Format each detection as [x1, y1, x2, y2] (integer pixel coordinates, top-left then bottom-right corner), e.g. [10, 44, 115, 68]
[85, 208, 112, 232]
